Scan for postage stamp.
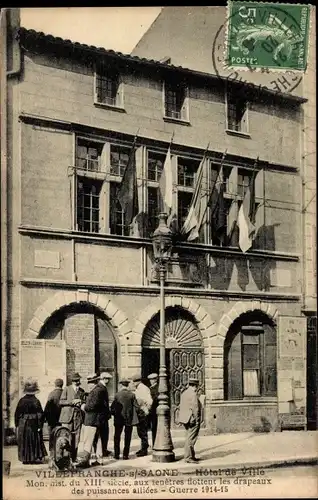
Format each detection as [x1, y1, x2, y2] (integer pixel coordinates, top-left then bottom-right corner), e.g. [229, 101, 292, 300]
[225, 1, 311, 71]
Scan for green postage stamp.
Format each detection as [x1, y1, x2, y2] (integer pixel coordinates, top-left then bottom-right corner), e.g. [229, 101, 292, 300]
[226, 1, 311, 71]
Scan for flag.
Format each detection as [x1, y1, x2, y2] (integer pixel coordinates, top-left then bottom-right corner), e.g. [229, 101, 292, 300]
[211, 166, 226, 238]
[181, 156, 205, 241]
[159, 145, 173, 215]
[117, 135, 139, 227]
[238, 175, 256, 253]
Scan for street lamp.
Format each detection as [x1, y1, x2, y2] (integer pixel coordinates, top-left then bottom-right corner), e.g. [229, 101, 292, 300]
[152, 212, 175, 463]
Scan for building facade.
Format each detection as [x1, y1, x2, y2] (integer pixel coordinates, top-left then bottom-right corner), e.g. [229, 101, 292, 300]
[1, 9, 313, 438]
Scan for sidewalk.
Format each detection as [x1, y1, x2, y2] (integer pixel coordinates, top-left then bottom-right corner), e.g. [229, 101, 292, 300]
[3, 430, 318, 476]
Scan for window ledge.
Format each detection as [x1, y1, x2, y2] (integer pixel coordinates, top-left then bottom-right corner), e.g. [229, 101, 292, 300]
[163, 116, 191, 126]
[225, 129, 251, 139]
[94, 101, 126, 113]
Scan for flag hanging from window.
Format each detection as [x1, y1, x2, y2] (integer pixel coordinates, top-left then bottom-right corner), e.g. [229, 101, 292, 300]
[159, 146, 173, 215]
[211, 166, 226, 238]
[238, 174, 256, 253]
[117, 136, 139, 228]
[181, 155, 205, 241]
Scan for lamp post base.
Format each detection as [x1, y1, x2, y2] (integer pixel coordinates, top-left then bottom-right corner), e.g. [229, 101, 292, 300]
[152, 450, 175, 463]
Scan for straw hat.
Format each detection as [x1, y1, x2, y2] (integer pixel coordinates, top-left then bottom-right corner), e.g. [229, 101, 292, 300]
[87, 373, 100, 384]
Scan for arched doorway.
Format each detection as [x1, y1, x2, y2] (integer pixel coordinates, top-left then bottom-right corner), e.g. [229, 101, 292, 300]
[141, 306, 204, 428]
[224, 311, 277, 401]
[39, 303, 118, 399]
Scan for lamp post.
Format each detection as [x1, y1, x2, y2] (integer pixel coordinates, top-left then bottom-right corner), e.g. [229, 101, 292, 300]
[152, 212, 175, 463]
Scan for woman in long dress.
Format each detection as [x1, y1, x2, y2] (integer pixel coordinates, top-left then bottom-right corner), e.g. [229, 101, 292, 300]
[14, 379, 47, 464]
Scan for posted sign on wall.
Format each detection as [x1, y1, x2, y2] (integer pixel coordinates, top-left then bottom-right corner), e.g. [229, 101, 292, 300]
[277, 316, 307, 429]
[20, 339, 66, 410]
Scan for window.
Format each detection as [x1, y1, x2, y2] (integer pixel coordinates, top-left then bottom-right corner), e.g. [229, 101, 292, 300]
[76, 139, 103, 172]
[147, 151, 165, 235]
[177, 156, 200, 233]
[226, 91, 248, 134]
[109, 144, 133, 236]
[211, 163, 258, 247]
[164, 81, 188, 121]
[224, 317, 277, 400]
[109, 183, 128, 236]
[95, 67, 123, 108]
[110, 145, 130, 176]
[238, 169, 252, 198]
[77, 178, 102, 233]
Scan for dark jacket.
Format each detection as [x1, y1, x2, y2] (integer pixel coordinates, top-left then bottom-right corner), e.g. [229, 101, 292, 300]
[59, 385, 86, 425]
[149, 384, 159, 419]
[84, 382, 110, 427]
[44, 387, 63, 427]
[111, 387, 139, 426]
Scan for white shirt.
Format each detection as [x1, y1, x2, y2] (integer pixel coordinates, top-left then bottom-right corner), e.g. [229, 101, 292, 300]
[135, 382, 152, 416]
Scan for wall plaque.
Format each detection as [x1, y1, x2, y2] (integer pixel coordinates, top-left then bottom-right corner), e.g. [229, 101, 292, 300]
[20, 339, 66, 410]
[34, 249, 60, 269]
[65, 313, 95, 392]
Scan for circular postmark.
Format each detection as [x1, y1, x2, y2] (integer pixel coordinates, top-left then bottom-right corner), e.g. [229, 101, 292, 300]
[212, 3, 307, 94]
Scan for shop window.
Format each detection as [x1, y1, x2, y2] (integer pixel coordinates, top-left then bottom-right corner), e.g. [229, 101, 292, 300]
[224, 317, 277, 400]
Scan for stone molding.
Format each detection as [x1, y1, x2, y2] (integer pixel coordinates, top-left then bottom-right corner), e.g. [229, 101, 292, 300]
[24, 290, 131, 342]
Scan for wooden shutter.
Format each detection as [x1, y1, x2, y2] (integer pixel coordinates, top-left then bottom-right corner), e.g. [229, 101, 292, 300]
[227, 332, 243, 399]
[263, 323, 277, 396]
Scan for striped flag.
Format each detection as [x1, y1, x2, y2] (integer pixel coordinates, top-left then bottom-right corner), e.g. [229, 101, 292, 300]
[159, 145, 173, 215]
[181, 145, 209, 241]
[117, 133, 139, 227]
[238, 167, 257, 253]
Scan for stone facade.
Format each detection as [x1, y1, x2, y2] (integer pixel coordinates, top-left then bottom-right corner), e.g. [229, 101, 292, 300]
[1, 10, 312, 435]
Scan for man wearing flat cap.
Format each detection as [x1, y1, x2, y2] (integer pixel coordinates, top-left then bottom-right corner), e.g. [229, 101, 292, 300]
[111, 378, 139, 460]
[148, 373, 159, 447]
[179, 376, 202, 463]
[59, 373, 86, 461]
[131, 374, 152, 456]
[78, 372, 112, 467]
[44, 378, 64, 457]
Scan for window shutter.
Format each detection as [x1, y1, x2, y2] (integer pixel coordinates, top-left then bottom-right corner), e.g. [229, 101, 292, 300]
[181, 86, 188, 121]
[263, 323, 277, 396]
[241, 103, 248, 133]
[228, 332, 243, 399]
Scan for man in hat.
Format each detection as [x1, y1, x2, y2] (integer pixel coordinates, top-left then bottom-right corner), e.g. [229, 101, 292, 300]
[77, 372, 112, 467]
[131, 374, 152, 456]
[44, 378, 64, 457]
[111, 378, 139, 460]
[148, 373, 159, 447]
[179, 376, 202, 463]
[59, 373, 86, 461]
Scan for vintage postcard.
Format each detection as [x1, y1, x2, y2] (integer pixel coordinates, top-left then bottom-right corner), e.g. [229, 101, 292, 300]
[1, 3, 317, 500]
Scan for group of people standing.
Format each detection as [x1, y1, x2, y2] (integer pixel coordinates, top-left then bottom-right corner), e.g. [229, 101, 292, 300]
[14, 371, 202, 467]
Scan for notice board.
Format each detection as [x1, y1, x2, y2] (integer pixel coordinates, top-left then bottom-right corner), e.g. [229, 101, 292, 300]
[277, 316, 307, 429]
[20, 339, 66, 410]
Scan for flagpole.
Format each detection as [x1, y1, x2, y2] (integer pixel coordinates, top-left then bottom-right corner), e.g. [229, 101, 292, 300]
[263, 163, 266, 249]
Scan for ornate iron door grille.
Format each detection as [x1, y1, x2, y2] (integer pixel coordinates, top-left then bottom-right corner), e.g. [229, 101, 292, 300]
[170, 348, 205, 429]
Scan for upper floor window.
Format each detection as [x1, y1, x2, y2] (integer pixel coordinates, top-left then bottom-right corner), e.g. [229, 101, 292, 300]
[95, 66, 123, 109]
[77, 178, 102, 233]
[224, 316, 277, 400]
[110, 145, 130, 176]
[177, 157, 200, 231]
[147, 151, 165, 235]
[210, 163, 258, 247]
[76, 139, 103, 172]
[226, 91, 249, 134]
[164, 81, 189, 122]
